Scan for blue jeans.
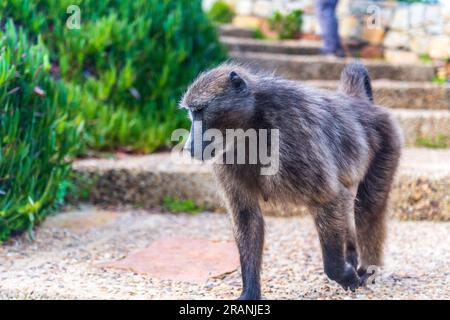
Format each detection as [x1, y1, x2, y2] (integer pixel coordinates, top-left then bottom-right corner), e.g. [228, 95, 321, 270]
[316, 0, 343, 54]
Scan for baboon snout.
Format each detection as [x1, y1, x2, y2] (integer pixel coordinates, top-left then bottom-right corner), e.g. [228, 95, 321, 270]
[183, 130, 195, 158]
[184, 125, 205, 160]
[183, 130, 193, 156]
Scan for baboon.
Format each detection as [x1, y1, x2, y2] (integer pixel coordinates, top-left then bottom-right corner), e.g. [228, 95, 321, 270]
[180, 61, 402, 300]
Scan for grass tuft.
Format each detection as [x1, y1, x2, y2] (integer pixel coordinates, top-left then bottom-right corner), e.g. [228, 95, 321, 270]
[163, 197, 204, 214]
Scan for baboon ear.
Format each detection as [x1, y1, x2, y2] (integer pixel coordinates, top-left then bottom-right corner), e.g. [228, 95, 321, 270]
[229, 71, 246, 90]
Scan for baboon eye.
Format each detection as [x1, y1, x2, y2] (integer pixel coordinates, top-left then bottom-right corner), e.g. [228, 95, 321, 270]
[190, 104, 207, 112]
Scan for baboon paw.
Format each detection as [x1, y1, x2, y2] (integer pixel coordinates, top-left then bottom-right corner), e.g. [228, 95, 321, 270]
[336, 264, 361, 292]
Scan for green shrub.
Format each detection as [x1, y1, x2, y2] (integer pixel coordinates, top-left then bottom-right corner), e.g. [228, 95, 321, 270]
[0, 22, 82, 241]
[208, 0, 236, 24]
[268, 10, 303, 40]
[419, 54, 432, 64]
[1, 0, 226, 153]
[163, 197, 203, 214]
[253, 28, 267, 40]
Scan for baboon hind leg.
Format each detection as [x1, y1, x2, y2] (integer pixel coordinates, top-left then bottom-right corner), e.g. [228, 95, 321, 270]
[355, 145, 400, 281]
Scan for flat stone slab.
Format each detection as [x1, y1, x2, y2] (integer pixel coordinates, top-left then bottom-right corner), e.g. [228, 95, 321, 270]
[222, 36, 322, 55]
[219, 25, 255, 38]
[98, 237, 239, 283]
[0, 207, 449, 299]
[73, 148, 450, 221]
[304, 80, 450, 110]
[231, 51, 435, 82]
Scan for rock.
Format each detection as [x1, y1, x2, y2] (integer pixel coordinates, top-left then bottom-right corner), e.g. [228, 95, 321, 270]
[360, 44, 384, 59]
[345, 0, 368, 16]
[336, 0, 350, 16]
[235, 0, 253, 16]
[285, 0, 314, 15]
[443, 1, 450, 19]
[301, 33, 322, 41]
[429, 36, 450, 59]
[339, 16, 362, 39]
[362, 21, 385, 45]
[302, 14, 319, 34]
[232, 15, 265, 29]
[410, 31, 430, 55]
[409, 3, 426, 28]
[426, 22, 445, 36]
[378, 6, 397, 29]
[390, 7, 410, 31]
[253, 0, 276, 17]
[424, 5, 442, 24]
[384, 49, 419, 65]
[445, 22, 450, 35]
[383, 31, 410, 50]
[364, 3, 395, 29]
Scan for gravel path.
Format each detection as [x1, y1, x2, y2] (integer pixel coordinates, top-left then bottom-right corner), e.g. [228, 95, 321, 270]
[1, 206, 449, 299]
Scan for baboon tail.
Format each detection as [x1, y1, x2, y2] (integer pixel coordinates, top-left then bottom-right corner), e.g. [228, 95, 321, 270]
[339, 62, 373, 103]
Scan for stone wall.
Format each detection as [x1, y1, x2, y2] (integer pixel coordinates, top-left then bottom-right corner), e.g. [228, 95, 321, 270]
[203, 0, 316, 17]
[380, 1, 450, 61]
[204, 0, 450, 60]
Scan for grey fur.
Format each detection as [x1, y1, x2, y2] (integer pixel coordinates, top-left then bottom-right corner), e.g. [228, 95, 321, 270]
[180, 61, 402, 300]
[339, 61, 374, 102]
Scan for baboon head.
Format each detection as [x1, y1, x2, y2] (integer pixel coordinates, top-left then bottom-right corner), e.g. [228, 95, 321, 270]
[180, 64, 256, 160]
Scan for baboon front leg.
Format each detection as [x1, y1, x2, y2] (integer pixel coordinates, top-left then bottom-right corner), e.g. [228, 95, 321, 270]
[346, 222, 359, 270]
[228, 192, 264, 300]
[313, 190, 360, 291]
[346, 187, 360, 270]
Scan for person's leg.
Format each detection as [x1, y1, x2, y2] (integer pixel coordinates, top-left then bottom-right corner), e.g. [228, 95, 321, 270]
[316, 0, 343, 56]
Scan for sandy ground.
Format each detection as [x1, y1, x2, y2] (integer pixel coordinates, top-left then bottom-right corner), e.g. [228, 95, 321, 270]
[1, 206, 449, 300]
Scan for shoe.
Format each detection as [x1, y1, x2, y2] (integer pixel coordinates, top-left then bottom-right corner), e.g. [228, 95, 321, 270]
[320, 48, 346, 58]
[333, 49, 346, 58]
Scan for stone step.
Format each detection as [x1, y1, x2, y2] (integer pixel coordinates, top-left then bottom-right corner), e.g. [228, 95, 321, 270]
[221, 36, 370, 57]
[73, 148, 450, 221]
[393, 109, 450, 147]
[303, 80, 450, 110]
[230, 51, 435, 82]
[219, 24, 255, 38]
[221, 36, 322, 55]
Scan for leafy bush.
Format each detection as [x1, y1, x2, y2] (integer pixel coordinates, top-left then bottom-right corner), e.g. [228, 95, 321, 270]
[0, 22, 82, 241]
[268, 10, 303, 40]
[1, 0, 226, 153]
[208, 0, 236, 24]
[253, 28, 267, 40]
